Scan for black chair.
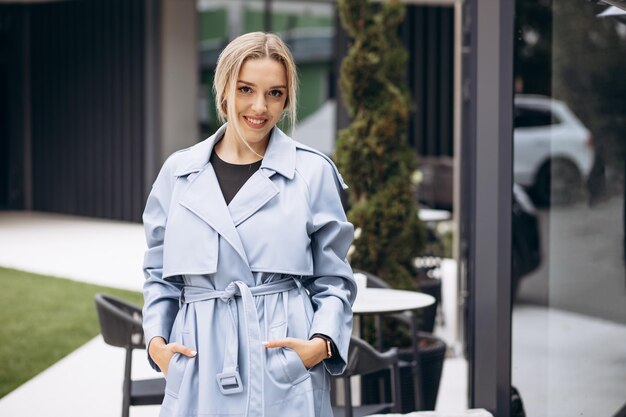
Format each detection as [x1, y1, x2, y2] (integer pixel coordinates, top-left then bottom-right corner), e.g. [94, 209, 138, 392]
[332, 336, 401, 417]
[352, 269, 426, 410]
[94, 293, 165, 417]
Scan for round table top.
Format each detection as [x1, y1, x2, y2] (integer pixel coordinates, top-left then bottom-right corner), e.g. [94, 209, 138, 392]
[352, 287, 436, 315]
[418, 208, 452, 222]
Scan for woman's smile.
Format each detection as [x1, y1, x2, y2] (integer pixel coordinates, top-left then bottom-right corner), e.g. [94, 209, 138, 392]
[242, 115, 269, 129]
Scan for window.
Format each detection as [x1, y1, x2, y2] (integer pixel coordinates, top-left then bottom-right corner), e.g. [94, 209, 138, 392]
[513, 106, 559, 128]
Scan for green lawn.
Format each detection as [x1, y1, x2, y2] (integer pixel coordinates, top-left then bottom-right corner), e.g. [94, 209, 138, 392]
[0, 267, 143, 398]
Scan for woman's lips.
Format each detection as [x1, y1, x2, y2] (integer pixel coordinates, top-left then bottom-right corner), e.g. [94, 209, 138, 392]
[243, 116, 268, 129]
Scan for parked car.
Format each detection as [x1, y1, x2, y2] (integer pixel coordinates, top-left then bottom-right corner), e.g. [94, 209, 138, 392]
[514, 94, 595, 206]
[418, 95, 594, 209]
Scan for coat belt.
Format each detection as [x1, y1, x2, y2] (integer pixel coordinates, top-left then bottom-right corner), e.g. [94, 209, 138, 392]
[179, 277, 301, 414]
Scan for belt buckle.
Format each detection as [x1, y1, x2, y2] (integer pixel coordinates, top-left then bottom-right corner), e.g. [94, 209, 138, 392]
[216, 370, 243, 395]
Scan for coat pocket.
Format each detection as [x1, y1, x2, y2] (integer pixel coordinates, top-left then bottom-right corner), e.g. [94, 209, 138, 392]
[164, 332, 195, 398]
[267, 322, 310, 386]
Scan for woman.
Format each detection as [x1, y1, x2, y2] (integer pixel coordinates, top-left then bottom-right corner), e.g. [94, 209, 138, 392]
[142, 32, 356, 417]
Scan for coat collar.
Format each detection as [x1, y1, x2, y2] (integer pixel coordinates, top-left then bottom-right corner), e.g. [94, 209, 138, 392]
[175, 123, 294, 270]
[173, 123, 296, 180]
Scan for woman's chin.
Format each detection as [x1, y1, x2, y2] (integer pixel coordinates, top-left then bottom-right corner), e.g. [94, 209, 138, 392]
[240, 124, 273, 143]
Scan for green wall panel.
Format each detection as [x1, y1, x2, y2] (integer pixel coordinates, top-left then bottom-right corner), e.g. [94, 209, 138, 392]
[198, 9, 227, 41]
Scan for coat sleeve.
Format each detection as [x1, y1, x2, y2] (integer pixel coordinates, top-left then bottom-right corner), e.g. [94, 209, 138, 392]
[142, 157, 184, 372]
[303, 159, 356, 376]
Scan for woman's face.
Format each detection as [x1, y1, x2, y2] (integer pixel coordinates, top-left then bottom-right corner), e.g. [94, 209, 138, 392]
[232, 57, 288, 145]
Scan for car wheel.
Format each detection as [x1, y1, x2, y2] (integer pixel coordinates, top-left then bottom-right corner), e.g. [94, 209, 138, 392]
[532, 159, 583, 207]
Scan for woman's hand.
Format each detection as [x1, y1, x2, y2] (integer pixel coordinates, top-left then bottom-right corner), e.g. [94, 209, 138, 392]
[148, 336, 197, 377]
[263, 337, 328, 369]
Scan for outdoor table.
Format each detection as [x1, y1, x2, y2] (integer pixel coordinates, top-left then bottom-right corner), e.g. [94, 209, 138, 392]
[343, 283, 436, 411]
[352, 287, 436, 315]
[418, 208, 452, 223]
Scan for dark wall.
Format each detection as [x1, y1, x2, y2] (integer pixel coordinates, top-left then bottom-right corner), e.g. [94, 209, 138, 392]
[31, 0, 146, 222]
[0, 6, 27, 210]
[402, 5, 454, 158]
[1, 0, 147, 222]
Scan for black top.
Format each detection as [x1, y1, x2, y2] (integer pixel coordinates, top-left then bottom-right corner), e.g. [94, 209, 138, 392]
[210, 149, 262, 205]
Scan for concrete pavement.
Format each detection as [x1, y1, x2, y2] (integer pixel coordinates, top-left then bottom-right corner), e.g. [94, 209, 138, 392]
[0, 211, 145, 291]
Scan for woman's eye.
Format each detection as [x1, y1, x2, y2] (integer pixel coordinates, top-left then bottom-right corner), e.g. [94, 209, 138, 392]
[269, 90, 283, 98]
[238, 86, 252, 94]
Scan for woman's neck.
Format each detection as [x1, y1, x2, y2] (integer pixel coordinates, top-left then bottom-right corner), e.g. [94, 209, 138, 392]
[217, 126, 268, 164]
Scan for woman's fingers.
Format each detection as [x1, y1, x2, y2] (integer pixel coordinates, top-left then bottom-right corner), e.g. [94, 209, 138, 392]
[157, 343, 197, 377]
[263, 338, 326, 369]
[168, 342, 197, 357]
[262, 337, 298, 349]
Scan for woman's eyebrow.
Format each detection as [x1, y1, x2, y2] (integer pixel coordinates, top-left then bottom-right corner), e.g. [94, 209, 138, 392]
[237, 80, 287, 89]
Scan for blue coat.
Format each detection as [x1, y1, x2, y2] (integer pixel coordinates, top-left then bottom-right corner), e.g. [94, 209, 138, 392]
[142, 124, 356, 417]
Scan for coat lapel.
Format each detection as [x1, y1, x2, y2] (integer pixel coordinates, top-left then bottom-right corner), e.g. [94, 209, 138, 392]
[225, 127, 296, 227]
[175, 124, 250, 266]
[179, 163, 250, 267]
[228, 171, 279, 227]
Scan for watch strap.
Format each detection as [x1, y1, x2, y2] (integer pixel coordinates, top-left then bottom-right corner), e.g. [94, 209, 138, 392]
[310, 333, 335, 359]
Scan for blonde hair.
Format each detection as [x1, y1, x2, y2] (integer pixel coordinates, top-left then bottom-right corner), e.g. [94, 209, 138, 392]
[214, 32, 298, 154]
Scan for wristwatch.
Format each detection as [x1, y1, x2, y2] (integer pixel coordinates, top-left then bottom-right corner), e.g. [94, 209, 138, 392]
[311, 333, 333, 359]
[321, 338, 332, 359]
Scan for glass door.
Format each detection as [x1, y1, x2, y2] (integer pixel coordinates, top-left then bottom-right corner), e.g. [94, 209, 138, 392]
[511, 1, 626, 416]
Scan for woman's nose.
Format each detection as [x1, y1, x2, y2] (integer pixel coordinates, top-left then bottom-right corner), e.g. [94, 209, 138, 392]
[251, 94, 267, 113]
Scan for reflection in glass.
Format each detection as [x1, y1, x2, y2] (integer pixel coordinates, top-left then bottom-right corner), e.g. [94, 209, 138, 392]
[512, 1, 626, 416]
[514, 95, 594, 207]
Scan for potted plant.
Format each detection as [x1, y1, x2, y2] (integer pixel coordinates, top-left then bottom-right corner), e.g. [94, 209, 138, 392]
[335, 0, 446, 411]
[336, 0, 423, 291]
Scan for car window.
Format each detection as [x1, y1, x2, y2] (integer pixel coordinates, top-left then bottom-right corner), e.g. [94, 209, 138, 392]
[514, 106, 560, 128]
